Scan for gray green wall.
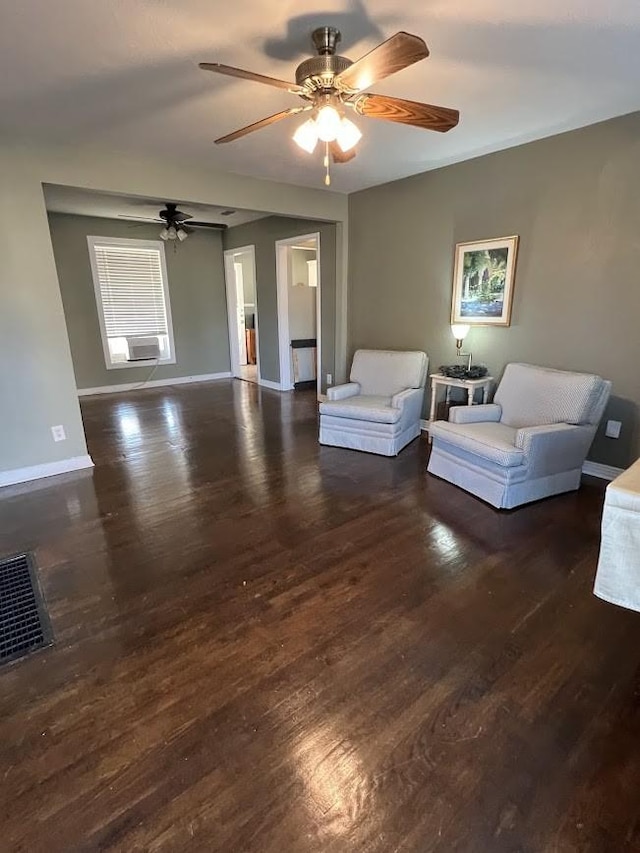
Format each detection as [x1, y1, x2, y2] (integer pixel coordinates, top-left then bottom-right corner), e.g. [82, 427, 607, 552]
[348, 111, 640, 467]
[48, 213, 230, 390]
[223, 217, 336, 388]
[0, 162, 89, 473]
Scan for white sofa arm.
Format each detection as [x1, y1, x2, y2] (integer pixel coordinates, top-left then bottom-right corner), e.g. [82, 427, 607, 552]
[327, 382, 360, 401]
[449, 404, 502, 424]
[391, 387, 424, 423]
[391, 387, 421, 407]
[515, 423, 595, 476]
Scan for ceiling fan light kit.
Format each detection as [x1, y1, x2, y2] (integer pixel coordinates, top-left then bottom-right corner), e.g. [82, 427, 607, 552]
[292, 108, 362, 158]
[315, 102, 342, 142]
[160, 224, 189, 243]
[200, 25, 459, 186]
[336, 117, 362, 152]
[293, 118, 319, 153]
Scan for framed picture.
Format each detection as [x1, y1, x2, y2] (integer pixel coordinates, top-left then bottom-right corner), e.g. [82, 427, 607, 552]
[451, 235, 519, 326]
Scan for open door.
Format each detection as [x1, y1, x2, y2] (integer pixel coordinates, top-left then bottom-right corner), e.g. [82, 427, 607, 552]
[275, 232, 321, 395]
[224, 246, 259, 384]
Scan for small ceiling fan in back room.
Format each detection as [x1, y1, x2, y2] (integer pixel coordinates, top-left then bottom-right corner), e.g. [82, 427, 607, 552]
[200, 27, 459, 185]
[120, 203, 228, 243]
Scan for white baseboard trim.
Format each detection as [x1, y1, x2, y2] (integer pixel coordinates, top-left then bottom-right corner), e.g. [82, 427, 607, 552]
[422, 420, 622, 482]
[78, 372, 232, 397]
[258, 378, 284, 391]
[582, 461, 624, 481]
[0, 454, 94, 489]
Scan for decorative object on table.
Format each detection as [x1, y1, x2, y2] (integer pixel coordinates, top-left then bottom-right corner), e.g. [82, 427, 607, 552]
[451, 235, 519, 326]
[439, 364, 488, 380]
[450, 323, 472, 370]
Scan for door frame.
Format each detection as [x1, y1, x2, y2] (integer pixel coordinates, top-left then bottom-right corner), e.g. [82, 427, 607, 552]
[223, 245, 261, 382]
[275, 232, 322, 394]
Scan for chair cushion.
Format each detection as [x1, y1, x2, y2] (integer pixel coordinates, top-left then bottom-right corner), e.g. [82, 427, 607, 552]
[350, 350, 427, 396]
[495, 363, 604, 428]
[429, 421, 524, 467]
[319, 395, 401, 424]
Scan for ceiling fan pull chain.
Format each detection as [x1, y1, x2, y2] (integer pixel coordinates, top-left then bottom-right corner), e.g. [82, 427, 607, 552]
[324, 142, 331, 186]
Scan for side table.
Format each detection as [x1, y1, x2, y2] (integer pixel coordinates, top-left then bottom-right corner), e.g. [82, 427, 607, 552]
[427, 373, 494, 442]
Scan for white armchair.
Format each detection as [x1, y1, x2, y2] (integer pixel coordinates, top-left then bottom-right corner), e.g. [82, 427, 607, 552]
[427, 363, 611, 508]
[319, 349, 428, 456]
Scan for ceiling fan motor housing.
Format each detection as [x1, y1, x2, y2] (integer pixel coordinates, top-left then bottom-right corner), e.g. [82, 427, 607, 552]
[296, 28, 352, 92]
[159, 202, 190, 225]
[295, 55, 352, 91]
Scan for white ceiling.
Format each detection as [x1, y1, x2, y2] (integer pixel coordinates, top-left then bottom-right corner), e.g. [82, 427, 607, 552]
[2, 0, 639, 194]
[44, 185, 268, 227]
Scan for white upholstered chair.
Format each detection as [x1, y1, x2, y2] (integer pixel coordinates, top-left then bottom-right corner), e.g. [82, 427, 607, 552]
[428, 363, 611, 509]
[319, 349, 428, 456]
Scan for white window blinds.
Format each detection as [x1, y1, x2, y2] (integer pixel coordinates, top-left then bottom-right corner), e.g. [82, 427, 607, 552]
[91, 242, 169, 338]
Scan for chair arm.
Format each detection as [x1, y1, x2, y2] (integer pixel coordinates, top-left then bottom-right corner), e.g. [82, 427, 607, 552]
[327, 382, 360, 401]
[391, 387, 421, 407]
[448, 404, 502, 424]
[391, 387, 424, 422]
[515, 423, 595, 476]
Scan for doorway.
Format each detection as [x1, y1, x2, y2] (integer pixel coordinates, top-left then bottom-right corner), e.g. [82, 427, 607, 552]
[275, 233, 321, 395]
[224, 245, 259, 384]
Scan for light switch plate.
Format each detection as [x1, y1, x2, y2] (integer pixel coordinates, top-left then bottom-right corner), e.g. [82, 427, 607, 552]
[605, 420, 622, 439]
[51, 424, 66, 442]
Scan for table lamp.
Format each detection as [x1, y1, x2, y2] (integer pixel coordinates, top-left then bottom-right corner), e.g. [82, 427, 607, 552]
[451, 324, 472, 370]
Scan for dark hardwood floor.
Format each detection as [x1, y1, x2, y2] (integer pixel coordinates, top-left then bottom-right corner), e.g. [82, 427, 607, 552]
[0, 379, 639, 852]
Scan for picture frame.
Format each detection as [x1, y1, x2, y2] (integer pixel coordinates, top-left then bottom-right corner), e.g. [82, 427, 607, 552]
[451, 235, 519, 326]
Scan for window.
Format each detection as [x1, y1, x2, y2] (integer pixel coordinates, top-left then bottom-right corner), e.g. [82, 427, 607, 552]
[307, 259, 318, 287]
[87, 236, 175, 369]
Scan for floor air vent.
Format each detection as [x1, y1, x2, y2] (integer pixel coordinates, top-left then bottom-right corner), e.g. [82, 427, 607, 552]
[0, 554, 53, 666]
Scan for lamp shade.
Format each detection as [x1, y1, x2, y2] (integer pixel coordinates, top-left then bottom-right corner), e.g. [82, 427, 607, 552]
[336, 117, 362, 152]
[293, 119, 318, 153]
[451, 324, 470, 342]
[315, 105, 341, 142]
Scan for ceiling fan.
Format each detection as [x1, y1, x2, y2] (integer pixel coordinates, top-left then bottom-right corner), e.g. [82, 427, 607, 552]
[200, 27, 459, 184]
[120, 202, 228, 242]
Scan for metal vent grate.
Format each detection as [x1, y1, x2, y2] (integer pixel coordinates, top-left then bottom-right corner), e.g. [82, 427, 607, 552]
[0, 554, 53, 666]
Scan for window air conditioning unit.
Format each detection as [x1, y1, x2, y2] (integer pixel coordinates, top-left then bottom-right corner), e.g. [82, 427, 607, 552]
[126, 336, 161, 361]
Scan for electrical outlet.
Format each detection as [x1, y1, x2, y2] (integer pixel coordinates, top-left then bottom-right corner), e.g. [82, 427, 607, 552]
[605, 419, 622, 439]
[51, 424, 66, 442]
[326, 373, 333, 386]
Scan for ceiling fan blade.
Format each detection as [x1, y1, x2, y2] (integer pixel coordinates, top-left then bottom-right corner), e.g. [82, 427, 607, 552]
[352, 93, 459, 132]
[118, 215, 163, 223]
[188, 221, 227, 230]
[335, 32, 429, 94]
[329, 141, 357, 164]
[199, 62, 305, 95]
[214, 108, 303, 144]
